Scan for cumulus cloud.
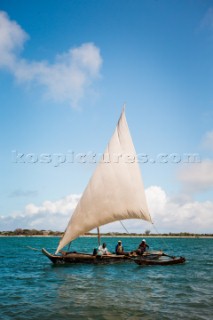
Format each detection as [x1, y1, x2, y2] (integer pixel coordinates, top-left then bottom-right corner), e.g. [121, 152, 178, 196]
[0, 11, 28, 67]
[177, 160, 213, 194]
[177, 130, 213, 194]
[0, 11, 102, 106]
[1, 187, 212, 233]
[146, 186, 213, 233]
[202, 130, 213, 151]
[0, 194, 81, 231]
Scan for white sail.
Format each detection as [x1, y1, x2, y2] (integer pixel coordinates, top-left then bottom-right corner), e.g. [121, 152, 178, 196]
[56, 108, 151, 253]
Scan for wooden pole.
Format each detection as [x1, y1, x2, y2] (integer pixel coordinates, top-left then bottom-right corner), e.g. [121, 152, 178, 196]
[97, 227, 101, 246]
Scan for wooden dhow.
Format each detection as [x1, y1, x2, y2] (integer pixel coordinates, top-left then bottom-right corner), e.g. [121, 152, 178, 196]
[42, 107, 185, 265]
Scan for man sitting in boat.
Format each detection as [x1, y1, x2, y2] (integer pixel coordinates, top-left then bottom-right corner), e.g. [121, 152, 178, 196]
[97, 243, 111, 255]
[115, 240, 130, 256]
[131, 239, 149, 256]
[137, 239, 149, 255]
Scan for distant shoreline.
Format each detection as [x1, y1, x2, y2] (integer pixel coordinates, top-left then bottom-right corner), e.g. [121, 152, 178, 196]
[0, 235, 212, 239]
[1, 229, 212, 238]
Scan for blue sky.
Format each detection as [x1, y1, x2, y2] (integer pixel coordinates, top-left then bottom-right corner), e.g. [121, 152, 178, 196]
[0, 0, 213, 233]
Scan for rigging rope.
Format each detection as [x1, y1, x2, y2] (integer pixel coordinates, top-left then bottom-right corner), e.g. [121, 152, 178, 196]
[119, 220, 130, 234]
[119, 219, 172, 254]
[152, 223, 171, 251]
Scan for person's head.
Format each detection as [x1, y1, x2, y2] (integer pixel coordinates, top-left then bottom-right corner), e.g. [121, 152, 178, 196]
[118, 240, 122, 246]
[142, 239, 146, 243]
[103, 243, 106, 248]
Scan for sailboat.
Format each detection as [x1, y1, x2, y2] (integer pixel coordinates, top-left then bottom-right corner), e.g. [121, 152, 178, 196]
[42, 108, 185, 265]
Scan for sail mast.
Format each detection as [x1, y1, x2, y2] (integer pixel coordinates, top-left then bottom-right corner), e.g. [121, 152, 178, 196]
[97, 227, 101, 246]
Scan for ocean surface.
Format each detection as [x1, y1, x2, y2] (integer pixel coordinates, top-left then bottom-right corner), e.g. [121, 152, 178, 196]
[0, 237, 212, 320]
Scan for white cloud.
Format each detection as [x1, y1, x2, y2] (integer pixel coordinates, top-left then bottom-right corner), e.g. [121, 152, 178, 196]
[0, 194, 81, 231]
[0, 11, 28, 67]
[0, 11, 102, 107]
[176, 130, 213, 195]
[177, 160, 213, 194]
[202, 130, 213, 151]
[146, 186, 213, 233]
[1, 187, 212, 234]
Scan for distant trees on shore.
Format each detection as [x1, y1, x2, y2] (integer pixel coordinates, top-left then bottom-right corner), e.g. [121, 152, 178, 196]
[0, 228, 212, 237]
[0, 228, 63, 236]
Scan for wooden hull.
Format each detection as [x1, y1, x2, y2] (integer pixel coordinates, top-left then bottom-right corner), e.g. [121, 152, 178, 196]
[42, 248, 182, 266]
[134, 256, 186, 266]
[42, 248, 132, 265]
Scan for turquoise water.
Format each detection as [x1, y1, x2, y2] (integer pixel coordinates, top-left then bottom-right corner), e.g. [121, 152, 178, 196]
[0, 237, 212, 320]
